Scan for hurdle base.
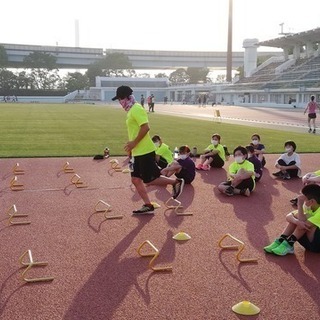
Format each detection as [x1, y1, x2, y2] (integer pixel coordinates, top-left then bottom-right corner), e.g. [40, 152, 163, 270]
[19, 250, 54, 283]
[137, 240, 173, 272]
[218, 234, 258, 263]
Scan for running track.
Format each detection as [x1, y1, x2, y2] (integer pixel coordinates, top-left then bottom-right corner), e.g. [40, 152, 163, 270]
[1, 154, 320, 320]
[156, 104, 314, 133]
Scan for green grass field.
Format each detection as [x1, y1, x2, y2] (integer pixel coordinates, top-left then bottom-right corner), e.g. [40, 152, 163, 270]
[0, 103, 319, 157]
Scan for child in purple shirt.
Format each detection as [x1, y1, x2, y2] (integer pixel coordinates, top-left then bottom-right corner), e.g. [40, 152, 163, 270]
[161, 145, 196, 184]
[250, 133, 266, 168]
[246, 145, 262, 182]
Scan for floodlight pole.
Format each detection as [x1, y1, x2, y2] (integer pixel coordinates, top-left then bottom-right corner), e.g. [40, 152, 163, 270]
[226, 0, 233, 82]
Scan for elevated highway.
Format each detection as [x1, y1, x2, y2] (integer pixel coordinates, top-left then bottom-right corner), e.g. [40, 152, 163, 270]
[1, 43, 281, 70]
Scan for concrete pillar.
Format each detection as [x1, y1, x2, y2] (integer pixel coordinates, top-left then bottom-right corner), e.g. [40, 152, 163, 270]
[95, 76, 101, 87]
[283, 47, 289, 60]
[243, 39, 258, 77]
[306, 41, 315, 58]
[293, 44, 300, 59]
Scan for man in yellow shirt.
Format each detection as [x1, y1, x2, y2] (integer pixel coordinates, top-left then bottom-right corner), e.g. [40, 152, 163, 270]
[264, 184, 320, 255]
[112, 86, 184, 214]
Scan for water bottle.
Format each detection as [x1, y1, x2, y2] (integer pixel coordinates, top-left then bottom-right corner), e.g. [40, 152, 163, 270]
[192, 147, 197, 158]
[174, 147, 179, 160]
[104, 147, 110, 159]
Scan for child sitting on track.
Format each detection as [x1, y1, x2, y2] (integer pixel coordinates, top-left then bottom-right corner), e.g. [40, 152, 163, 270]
[161, 145, 196, 184]
[273, 140, 301, 180]
[217, 146, 255, 197]
[250, 133, 266, 168]
[290, 169, 320, 206]
[196, 133, 226, 170]
[264, 184, 320, 255]
[152, 135, 173, 169]
[246, 145, 262, 182]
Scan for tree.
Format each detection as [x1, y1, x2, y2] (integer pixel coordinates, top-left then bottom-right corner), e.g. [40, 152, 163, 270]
[27, 69, 61, 90]
[104, 52, 134, 77]
[85, 52, 134, 86]
[216, 74, 226, 83]
[0, 69, 16, 91]
[23, 51, 57, 70]
[23, 52, 60, 90]
[235, 65, 244, 79]
[86, 60, 105, 87]
[169, 68, 190, 84]
[139, 73, 151, 78]
[186, 67, 209, 83]
[257, 55, 272, 67]
[0, 45, 8, 68]
[64, 72, 89, 92]
[155, 73, 168, 78]
[16, 71, 31, 90]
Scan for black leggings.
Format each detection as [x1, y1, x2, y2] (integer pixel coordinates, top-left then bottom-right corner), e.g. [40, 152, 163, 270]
[206, 154, 224, 168]
[277, 159, 298, 178]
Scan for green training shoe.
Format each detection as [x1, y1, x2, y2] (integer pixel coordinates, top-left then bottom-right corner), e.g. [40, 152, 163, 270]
[264, 239, 281, 253]
[272, 240, 294, 256]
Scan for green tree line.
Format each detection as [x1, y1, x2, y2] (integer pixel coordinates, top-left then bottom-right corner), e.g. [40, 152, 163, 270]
[0, 44, 228, 94]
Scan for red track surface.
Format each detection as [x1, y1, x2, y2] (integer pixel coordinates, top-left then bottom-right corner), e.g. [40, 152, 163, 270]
[1, 155, 320, 320]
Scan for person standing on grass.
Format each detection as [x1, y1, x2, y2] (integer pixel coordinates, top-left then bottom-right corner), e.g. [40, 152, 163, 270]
[140, 94, 145, 108]
[147, 95, 152, 112]
[150, 94, 155, 112]
[304, 95, 320, 134]
[112, 86, 184, 215]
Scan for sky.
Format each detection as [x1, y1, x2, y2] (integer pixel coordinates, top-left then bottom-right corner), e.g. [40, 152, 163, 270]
[1, 0, 319, 52]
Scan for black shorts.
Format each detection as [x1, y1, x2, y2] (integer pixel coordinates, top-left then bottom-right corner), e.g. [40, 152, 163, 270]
[308, 113, 316, 119]
[298, 227, 320, 253]
[157, 156, 168, 169]
[175, 168, 194, 184]
[131, 151, 161, 183]
[222, 178, 255, 191]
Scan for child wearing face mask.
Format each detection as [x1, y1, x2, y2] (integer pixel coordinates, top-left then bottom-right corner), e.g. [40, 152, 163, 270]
[273, 140, 301, 180]
[264, 184, 320, 255]
[290, 169, 320, 206]
[245, 145, 262, 182]
[161, 146, 196, 184]
[217, 146, 255, 197]
[151, 135, 174, 169]
[250, 133, 266, 168]
[196, 133, 226, 170]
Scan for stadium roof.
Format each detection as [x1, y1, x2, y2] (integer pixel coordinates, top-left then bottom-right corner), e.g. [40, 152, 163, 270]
[258, 27, 320, 48]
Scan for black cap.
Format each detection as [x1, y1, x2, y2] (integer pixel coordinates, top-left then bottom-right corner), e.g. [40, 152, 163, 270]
[111, 86, 133, 101]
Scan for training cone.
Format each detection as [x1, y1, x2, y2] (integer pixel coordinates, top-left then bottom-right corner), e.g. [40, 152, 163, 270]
[232, 301, 260, 316]
[172, 232, 191, 241]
